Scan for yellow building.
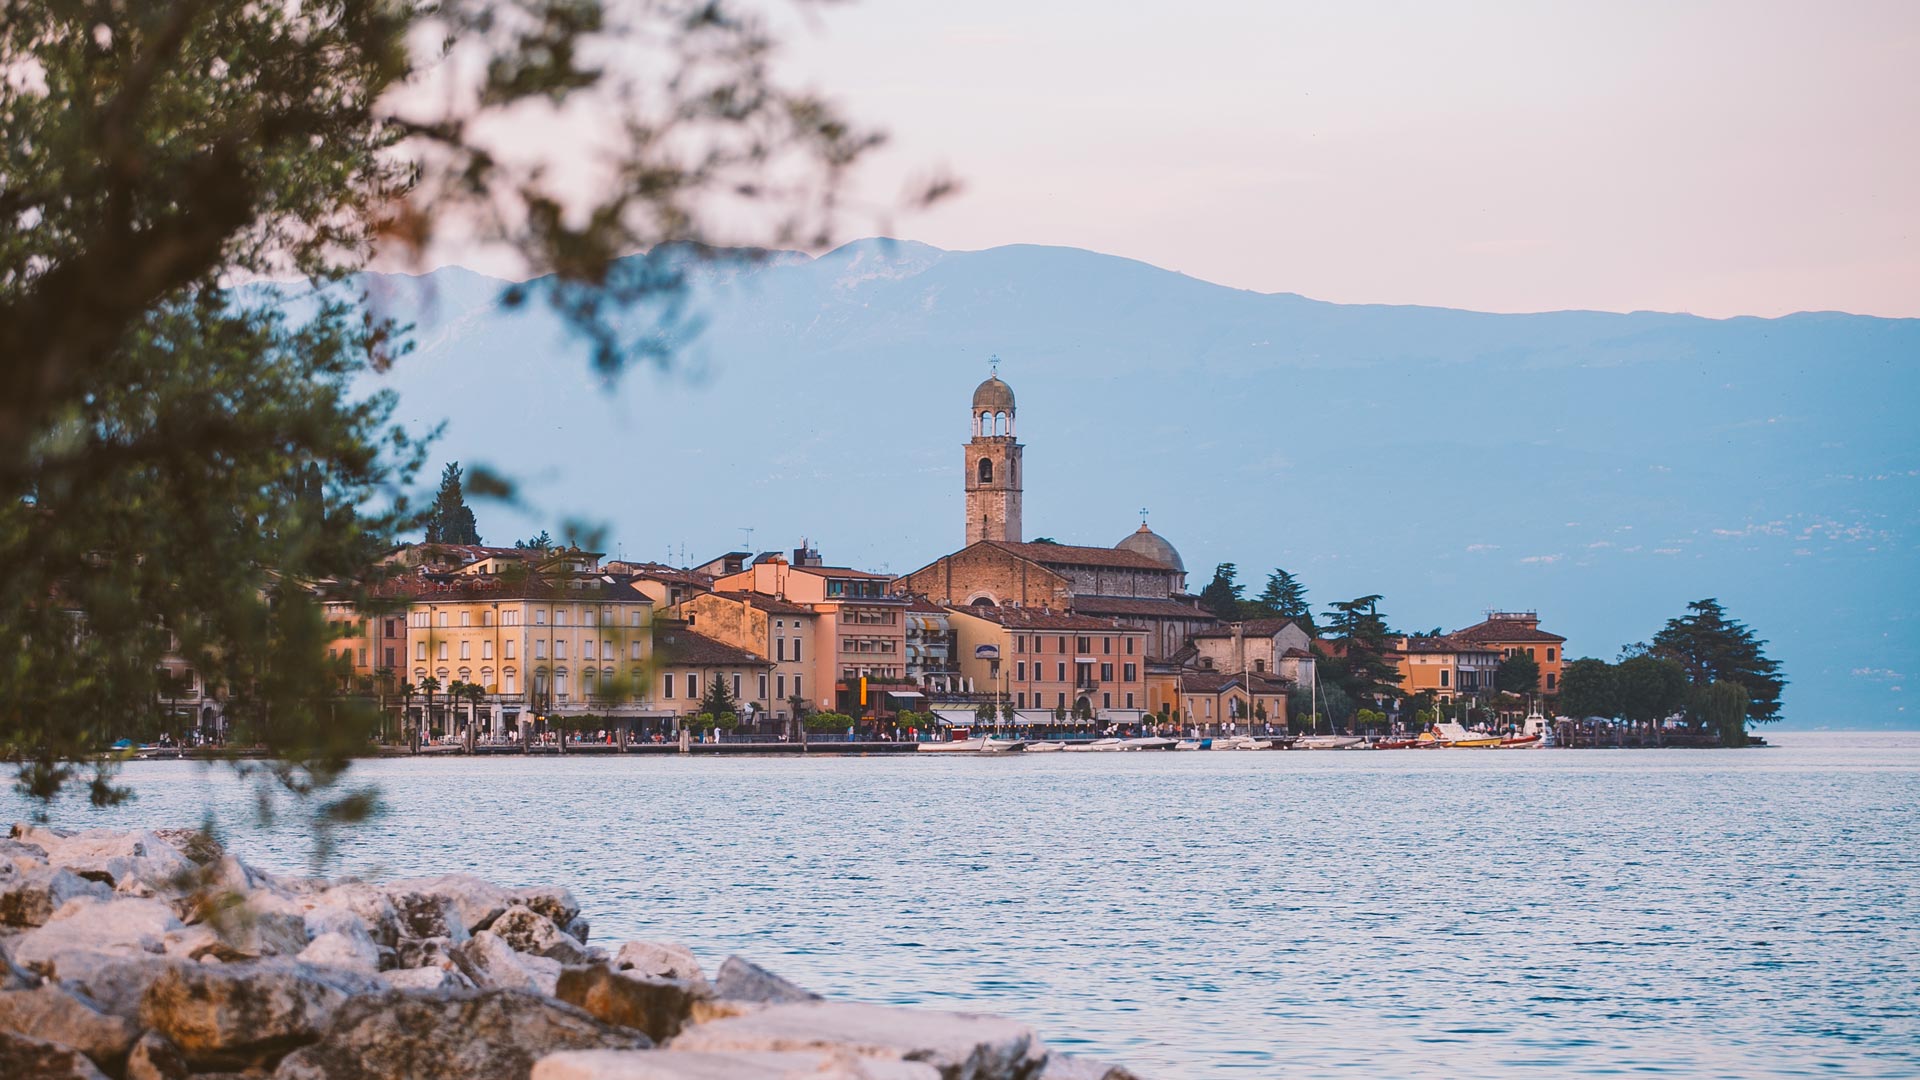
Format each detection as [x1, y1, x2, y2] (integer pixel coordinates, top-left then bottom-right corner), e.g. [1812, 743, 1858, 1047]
[670, 590, 819, 733]
[946, 605, 1150, 720]
[1393, 635, 1501, 702]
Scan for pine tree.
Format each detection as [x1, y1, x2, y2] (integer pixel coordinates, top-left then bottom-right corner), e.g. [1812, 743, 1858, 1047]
[1253, 568, 1314, 630]
[1651, 599, 1785, 724]
[424, 462, 481, 545]
[696, 670, 738, 721]
[515, 530, 554, 552]
[1322, 595, 1401, 708]
[1199, 563, 1245, 618]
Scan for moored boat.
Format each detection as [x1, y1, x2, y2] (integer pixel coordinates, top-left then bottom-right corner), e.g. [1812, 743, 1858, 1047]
[1025, 741, 1067, 753]
[1121, 736, 1179, 751]
[917, 738, 984, 752]
[981, 737, 1030, 753]
[1174, 738, 1212, 751]
[1296, 734, 1365, 750]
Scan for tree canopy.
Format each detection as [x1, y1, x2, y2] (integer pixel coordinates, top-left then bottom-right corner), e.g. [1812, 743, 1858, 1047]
[423, 462, 481, 545]
[1495, 652, 1541, 696]
[1198, 563, 1245, 618]
[1250, 568, 1314, 631]
[1319, 595, 1401, 708]
[1651, 599, 1784, 724]
[0, 0, 907, 819]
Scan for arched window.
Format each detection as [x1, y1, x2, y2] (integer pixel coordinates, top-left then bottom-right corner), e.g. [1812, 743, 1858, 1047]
[978, 457, 993, 483]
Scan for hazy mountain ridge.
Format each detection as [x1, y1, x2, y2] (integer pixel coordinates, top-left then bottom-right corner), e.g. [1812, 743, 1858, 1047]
[346, 239, 1917, 728]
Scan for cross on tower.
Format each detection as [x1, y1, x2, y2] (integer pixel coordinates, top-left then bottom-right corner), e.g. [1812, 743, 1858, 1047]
[988, 354, 1000, 377]
[1140, 507, 1150, 526]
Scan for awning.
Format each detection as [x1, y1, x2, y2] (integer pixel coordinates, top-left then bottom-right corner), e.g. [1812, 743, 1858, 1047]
[886, 690, 925, 701]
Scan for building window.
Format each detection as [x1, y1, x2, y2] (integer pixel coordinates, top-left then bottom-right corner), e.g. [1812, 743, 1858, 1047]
[436, 612, 448, 627]
[505, 669, 517, 694]
[505, 610, 521, 626]
[482, 641, 493, 660]
[687, 674, 699, 697]
[1123, 663, 1136, 682]
[583, 640, 595, 660]
[663, 674, 675, 699]
[1015, 636, 1024, 654]
[1057, 636, 1066, 652]
[459, 641, 470, 660]
[534, 640, 547, 660]
[732, 673, 742, 698]
[631, 642, 642, 660]
[482, 611, 494, 627]
[1126, 692, 1135, 709]
[794, 676, 802, 698]
[777, 674, 786, 698]
[1253, 659, 1265, 672]
[1076, 637, 1090, 654]
[505, 640, 516, 659]
[776, 639, 786, 661]
[1440, 670, 1450, 687]
[1528, 647, 1536, 659]
[415, 642, 427, 661]
[1126, 637, 1135, 655]
[792, 638, 801, 661]
[437, 642, 449, 661]
[535, 609, 547, 626]
[1103, 637, 1111, 654]
[460, 612, 471, 627]
[1103, 693, 1111, 709]
[758, 673, 768, 699]
[1016, 661, 1026, 681]
[1057, 662, 1066, 682]
[1547, 673, 1557, 689]
[1100, 663, 1113, 681]
[978, 458, 993, 483]
[555, 641, 567, 660]
[1547, 648, 1557, 662]
[385, 647, 396, 667]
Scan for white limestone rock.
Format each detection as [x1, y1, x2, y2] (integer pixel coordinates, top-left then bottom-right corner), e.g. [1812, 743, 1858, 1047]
[0, 866, 110, 928]
[670, 1002, 1049, 1080]
[0, 982, 141, 1066]
[9, 896, 180, 973]
[534, 1049, 942, 1080]
[387, 873, 513, 934]
[297, 930, 382, 975]
[454, 930, 563, 996]
[379, 964, 475, 992]
[137, 959, 380, 1068]
[612, 942, 709, 992]
[493, 903, 592, 965]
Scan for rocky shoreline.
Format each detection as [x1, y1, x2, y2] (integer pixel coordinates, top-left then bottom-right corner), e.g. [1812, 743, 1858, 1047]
[0, 825, 1137, 1079]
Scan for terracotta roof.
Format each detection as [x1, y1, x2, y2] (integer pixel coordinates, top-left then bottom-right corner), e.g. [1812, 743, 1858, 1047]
[786, 565, 892, 580]
[1400, 634, 1500, 655]
[609, 562, 717, 588]
[981, 540, 1175, 573]
[947, 605, 1131, 631]
[1452, 618, 1565, 644]
[1189, 618, 1308, 639]
[1180, 671, 1294, 694]
[714, 591, 816, 616]
[367, 571, 652, 603]
[901, 594, 951, 614]
[1070, 595, 1219, 620]
[653, 627, 771, 668]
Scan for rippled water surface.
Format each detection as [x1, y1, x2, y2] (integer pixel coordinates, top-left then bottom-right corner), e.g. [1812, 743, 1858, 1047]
[6, 732, 1917, 1078]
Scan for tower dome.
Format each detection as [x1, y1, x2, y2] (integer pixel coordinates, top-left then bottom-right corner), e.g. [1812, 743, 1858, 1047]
[1116, 521, 1184, 573]
[971, 375, 1015, 414]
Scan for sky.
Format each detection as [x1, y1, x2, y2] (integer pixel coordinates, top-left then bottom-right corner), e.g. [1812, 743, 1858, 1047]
[739, 0, 1919, 319]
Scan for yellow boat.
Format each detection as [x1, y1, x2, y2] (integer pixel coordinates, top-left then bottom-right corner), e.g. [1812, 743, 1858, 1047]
[1433, 721, 1504, 748]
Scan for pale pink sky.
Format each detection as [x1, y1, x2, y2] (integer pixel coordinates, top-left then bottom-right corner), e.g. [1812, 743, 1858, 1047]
[759, 0, 1918, 318]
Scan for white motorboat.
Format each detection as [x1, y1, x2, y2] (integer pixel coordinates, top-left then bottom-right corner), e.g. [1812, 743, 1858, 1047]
[1211, 735, 1271, 751]
[917, 738, 984, 752]
[1295, 734, 1365, 750]
[980, 737, 1029, 753]
[1082, 738, 1129, 752]
[1121, 736, 1179, 751]
[1174, 738, 1211, 751]
[1024, 741, 1067, 753]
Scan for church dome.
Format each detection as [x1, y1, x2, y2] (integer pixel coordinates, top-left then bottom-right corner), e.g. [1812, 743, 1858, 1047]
[1116, 522, 1184, 573]
[972, 375, 1015, 413]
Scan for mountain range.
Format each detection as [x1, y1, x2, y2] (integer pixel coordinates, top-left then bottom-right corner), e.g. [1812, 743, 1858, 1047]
[336, 239, 1919, 729]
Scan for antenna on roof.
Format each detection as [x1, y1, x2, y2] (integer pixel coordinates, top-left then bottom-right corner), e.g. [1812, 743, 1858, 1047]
[741, 526, 754, 552]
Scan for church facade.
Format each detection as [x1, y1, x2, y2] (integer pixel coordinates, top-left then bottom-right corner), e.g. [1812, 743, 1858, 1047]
[896, 369, 1217, 660]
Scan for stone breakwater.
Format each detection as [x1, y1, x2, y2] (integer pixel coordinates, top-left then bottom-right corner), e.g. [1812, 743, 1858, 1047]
[0, 826, 1139, 1080]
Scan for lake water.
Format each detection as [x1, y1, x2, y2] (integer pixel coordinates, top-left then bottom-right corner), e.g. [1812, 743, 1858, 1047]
[5, 732, 1916, 1079]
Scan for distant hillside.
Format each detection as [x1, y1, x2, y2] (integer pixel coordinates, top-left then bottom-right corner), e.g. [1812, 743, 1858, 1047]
[343, 239, 1919, 729]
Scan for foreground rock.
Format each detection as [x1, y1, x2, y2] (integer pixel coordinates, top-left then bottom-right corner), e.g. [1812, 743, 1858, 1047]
[535, 1049, 941, 1080]
[274, 990, 649, 1080]
[670, 1001, 1048, 1080]
[0, 824, 1145, 1079]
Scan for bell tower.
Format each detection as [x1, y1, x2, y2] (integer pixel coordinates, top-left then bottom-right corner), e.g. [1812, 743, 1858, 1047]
[965, 359, 1023, 545]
